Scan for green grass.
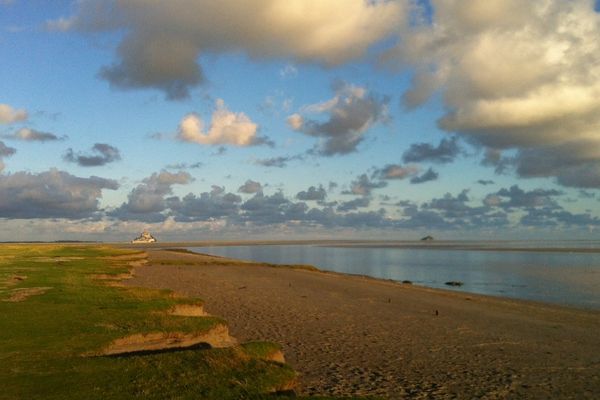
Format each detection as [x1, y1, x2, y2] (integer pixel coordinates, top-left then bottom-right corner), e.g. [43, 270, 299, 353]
[0, 244, 296, 399]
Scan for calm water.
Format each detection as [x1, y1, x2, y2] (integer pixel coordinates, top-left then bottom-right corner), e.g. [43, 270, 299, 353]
[188, 243, 600, 310]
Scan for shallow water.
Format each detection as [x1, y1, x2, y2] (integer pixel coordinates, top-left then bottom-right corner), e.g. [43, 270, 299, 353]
[188, 243, 600, 309]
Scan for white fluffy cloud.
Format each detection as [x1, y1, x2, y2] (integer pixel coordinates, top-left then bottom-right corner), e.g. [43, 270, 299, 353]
[178, 99, 262, 147]
[393, 0, 600, 188]
[60, 0, 405, 99]
[0, 103, 27, 124]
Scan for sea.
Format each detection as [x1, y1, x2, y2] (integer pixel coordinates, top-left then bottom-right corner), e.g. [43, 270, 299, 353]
[187, 241, 600, 310]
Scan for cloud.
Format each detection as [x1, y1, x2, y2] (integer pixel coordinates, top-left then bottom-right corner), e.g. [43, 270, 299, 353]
[238, 179, 263, 194]
[296, 185, 326, 201]
[0, 169, 118, 219]
[477, 179, 495, 186]
[64, 143, 121, 167]
[165, 161, 203, 170]
[5, 127, 64, 142]
[417, 189, 509, 229]
[170, 186, 242, 222]
[578, 190, 596, 199]
[254, 155, 302, 168]
[0, 140, 16, 157]
[402, 137, 462, 164]
[280, 64, 298, 79]
[60, 0, 405, 99]
[520, 207, 600, 228]
[372, 164, 419, 180]
[410, 168, 438, 184]
[343, 174, 387, 196]
[240, 191, 294, 225]
[337, 197, 370, 212]
[484, 185, 562, 210]
[0, 103, 27, 124]
[0, 140, 16, 173]
[110, 170, 192, 221]
[393, 1, 600, 188]
[511, 142, 600, 188]
[480, 148, 515, 174]
[288, 82, 389, 156]
[177, 99, 268, 147]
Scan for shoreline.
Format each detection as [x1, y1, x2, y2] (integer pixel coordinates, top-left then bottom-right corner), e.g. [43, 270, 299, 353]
[183, 247, 599, 313]
[114, 239, 600, 254]
[163, 244, 600, 311]
[124, 248, 600, 398]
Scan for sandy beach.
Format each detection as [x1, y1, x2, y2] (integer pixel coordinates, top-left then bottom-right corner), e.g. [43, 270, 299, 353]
[124, 249, 600, 398]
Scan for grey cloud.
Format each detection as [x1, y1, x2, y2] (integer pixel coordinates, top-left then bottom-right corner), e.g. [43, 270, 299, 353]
[99, 41, 203, 100]
[4, 128, 64, 142]
[64, 143, 121, 167]
[63, 0, 404, 100]
[296, 185, 326, 201]
[110, 170, 192, 221]
[397, 209, 453, 230]
[402, 137, 462, 164]
[410, 168, 438, 184]
[372, 164, 419, 180]
[578, 190, 596, 199]
[170, 188, 242, 222]
[485, 185, 563, 210]
[481, 148, 515, 174]
[555, 163, 600, 189]
[238, 180, 263, 194]
[423, 190, 487, 219]
[165, 161, 203, 170]
[240, 192, 293, 225]
[412, 189, 510, 229]
[513, 142, 600, 188]
[0, 169, 118, 219]
[343, 174, 387, 196]
[477, 179, 495, 186]
[254, 155, 302, 168]
[337, 197, 370, 212]
[0, 140, 16, 157]
[289, 82, 389, 156]
[521, 207, 600, 228]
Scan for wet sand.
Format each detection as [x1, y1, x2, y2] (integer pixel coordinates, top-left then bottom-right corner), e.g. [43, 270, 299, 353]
[125, 249, 600, 398]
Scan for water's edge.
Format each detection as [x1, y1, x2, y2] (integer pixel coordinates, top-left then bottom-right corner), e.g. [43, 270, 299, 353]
[186, 243, 600, 310]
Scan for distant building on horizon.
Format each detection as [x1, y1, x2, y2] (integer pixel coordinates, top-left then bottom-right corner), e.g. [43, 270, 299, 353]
[131, 231, 157, 244]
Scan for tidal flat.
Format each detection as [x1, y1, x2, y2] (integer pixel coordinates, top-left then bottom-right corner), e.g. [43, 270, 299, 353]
[125, 247, 600, 398]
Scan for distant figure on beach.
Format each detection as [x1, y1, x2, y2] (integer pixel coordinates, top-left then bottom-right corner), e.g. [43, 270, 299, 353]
[421, 235, 434, 241]
[131, 231, 157, 243]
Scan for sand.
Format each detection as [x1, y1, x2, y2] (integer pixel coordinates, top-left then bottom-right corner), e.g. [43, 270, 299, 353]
[124, 249, 600, 398]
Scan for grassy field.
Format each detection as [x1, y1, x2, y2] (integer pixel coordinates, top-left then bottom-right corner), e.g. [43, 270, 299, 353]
[0, 244, 299, 399]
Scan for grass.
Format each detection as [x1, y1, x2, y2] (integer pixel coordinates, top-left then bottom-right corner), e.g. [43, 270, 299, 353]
[0, 244, 296, 399]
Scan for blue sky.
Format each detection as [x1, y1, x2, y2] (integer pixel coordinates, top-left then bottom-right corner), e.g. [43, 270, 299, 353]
[1, 0, 600, 241]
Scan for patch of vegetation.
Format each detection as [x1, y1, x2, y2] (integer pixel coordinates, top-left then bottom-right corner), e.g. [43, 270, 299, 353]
[0, 244, 296, 399]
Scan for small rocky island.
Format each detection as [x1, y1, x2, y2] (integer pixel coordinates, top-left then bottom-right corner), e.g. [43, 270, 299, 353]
[131, 231, 157, 244]
[420, 235, 434, 241]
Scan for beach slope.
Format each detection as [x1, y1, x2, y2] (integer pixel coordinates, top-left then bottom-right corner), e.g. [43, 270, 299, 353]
[125, 249, 600, 398]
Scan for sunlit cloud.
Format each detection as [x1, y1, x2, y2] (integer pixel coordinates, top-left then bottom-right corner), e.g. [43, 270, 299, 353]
[178, 99, 269, 147]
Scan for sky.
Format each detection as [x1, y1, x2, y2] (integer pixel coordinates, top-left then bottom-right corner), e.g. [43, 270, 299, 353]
[1, 0, 600, 242]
